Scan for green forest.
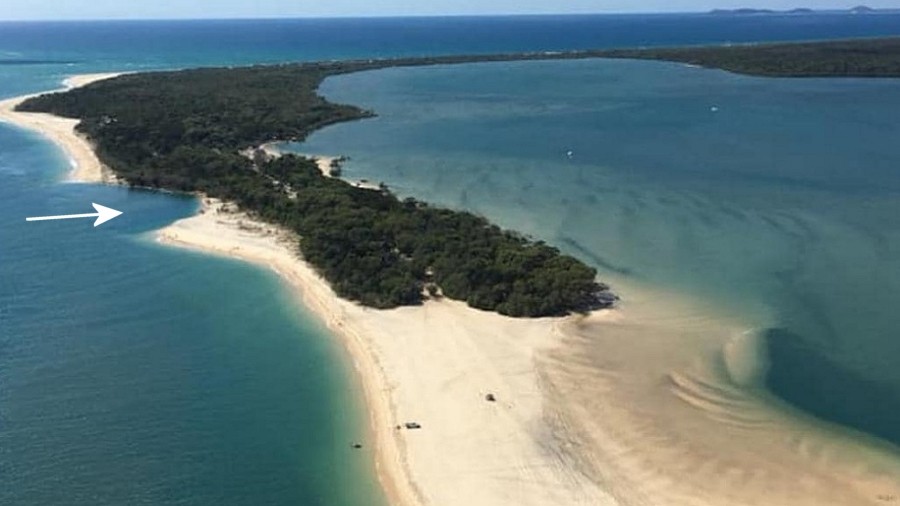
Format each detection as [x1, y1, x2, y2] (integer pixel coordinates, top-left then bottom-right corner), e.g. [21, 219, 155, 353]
[601, 37, 900, 77]
[18, 64, 613, 316]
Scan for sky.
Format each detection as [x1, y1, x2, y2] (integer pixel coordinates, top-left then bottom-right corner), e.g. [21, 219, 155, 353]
[0, 1, 897, 21]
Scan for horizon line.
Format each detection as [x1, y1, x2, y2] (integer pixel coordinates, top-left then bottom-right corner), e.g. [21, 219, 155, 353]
[1, 8, 896, 23]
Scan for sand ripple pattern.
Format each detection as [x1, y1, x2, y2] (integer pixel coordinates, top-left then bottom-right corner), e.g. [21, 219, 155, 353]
[538, 283, 900, 506]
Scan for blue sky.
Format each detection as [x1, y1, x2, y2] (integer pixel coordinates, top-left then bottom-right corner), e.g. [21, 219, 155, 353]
[1, 1, 898, 21]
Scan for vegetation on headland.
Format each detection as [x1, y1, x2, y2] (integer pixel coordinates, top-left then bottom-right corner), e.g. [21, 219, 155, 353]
[16, 36, 900, 313]
[601, 37, 900, 77]
[17, 64, 613, 316]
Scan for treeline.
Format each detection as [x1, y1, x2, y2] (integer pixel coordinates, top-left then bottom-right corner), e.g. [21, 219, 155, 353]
[18, 65, 372, 156]
[18, 64, 612, 316]
[600, 38, 900, 77]
[259, 156, 606, 314]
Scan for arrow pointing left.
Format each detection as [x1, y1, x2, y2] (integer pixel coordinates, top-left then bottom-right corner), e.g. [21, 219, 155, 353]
[26, 202, 123, 227]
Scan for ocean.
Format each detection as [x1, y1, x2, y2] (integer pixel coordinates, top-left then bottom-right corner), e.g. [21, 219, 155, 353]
[2, 14, 900, 505]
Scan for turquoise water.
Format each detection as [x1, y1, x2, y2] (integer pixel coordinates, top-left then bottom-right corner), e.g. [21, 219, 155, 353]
[3, 16, 900, 505]
[0, 29, 388, 506]
[300, 59, 900, 447]
[0, 135, 384, 504]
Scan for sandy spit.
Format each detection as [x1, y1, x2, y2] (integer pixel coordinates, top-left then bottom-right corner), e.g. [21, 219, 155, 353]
[0, 73, 122, 183]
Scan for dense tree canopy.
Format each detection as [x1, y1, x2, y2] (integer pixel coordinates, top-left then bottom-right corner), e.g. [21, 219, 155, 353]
[601, 37, 900, 77]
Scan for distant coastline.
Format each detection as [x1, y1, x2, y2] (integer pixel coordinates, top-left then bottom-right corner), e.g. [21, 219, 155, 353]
[599, 37, 900, 77]
[709, 6, 896, 16]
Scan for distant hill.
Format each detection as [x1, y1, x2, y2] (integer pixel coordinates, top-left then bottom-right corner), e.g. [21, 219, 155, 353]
[709, 5, 891, 15]
[710, 8, 775, 15]
[849, 5, 876, 14]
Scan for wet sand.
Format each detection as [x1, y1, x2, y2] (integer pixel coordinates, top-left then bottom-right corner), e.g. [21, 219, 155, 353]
[542, 277, 900, 505]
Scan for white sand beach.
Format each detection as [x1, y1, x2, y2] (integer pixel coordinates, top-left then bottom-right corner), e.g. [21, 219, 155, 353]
[0, 73, 121, 183]
[4, 73, 899, 506]
[156, 198, 617, 506]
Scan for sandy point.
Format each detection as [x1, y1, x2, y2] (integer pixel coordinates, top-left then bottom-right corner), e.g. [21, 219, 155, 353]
[0, 72, 123, 183]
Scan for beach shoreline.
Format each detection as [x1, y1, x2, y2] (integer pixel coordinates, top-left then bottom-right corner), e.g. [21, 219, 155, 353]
[154, 197, 617, 506]
[0, 73, 122, 184]
[155, 199, 426, 506]
[4, 73, 899, 506]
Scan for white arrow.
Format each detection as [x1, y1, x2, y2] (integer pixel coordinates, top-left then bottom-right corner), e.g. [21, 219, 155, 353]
[26, 202, 123, 227]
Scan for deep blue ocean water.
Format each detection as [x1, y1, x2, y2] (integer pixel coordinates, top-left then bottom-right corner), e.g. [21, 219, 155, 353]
[2, 14, 900, 505]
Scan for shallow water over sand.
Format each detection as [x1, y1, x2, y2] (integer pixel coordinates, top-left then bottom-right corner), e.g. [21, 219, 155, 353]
[300, 59, 900, 452]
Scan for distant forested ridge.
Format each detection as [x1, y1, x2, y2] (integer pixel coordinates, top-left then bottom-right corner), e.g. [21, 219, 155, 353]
[600, 37, 900, 77]
[18, 64, 613, 317]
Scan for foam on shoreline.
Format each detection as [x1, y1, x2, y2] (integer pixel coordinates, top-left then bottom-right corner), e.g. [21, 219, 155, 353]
[0, 72, 122, 183]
